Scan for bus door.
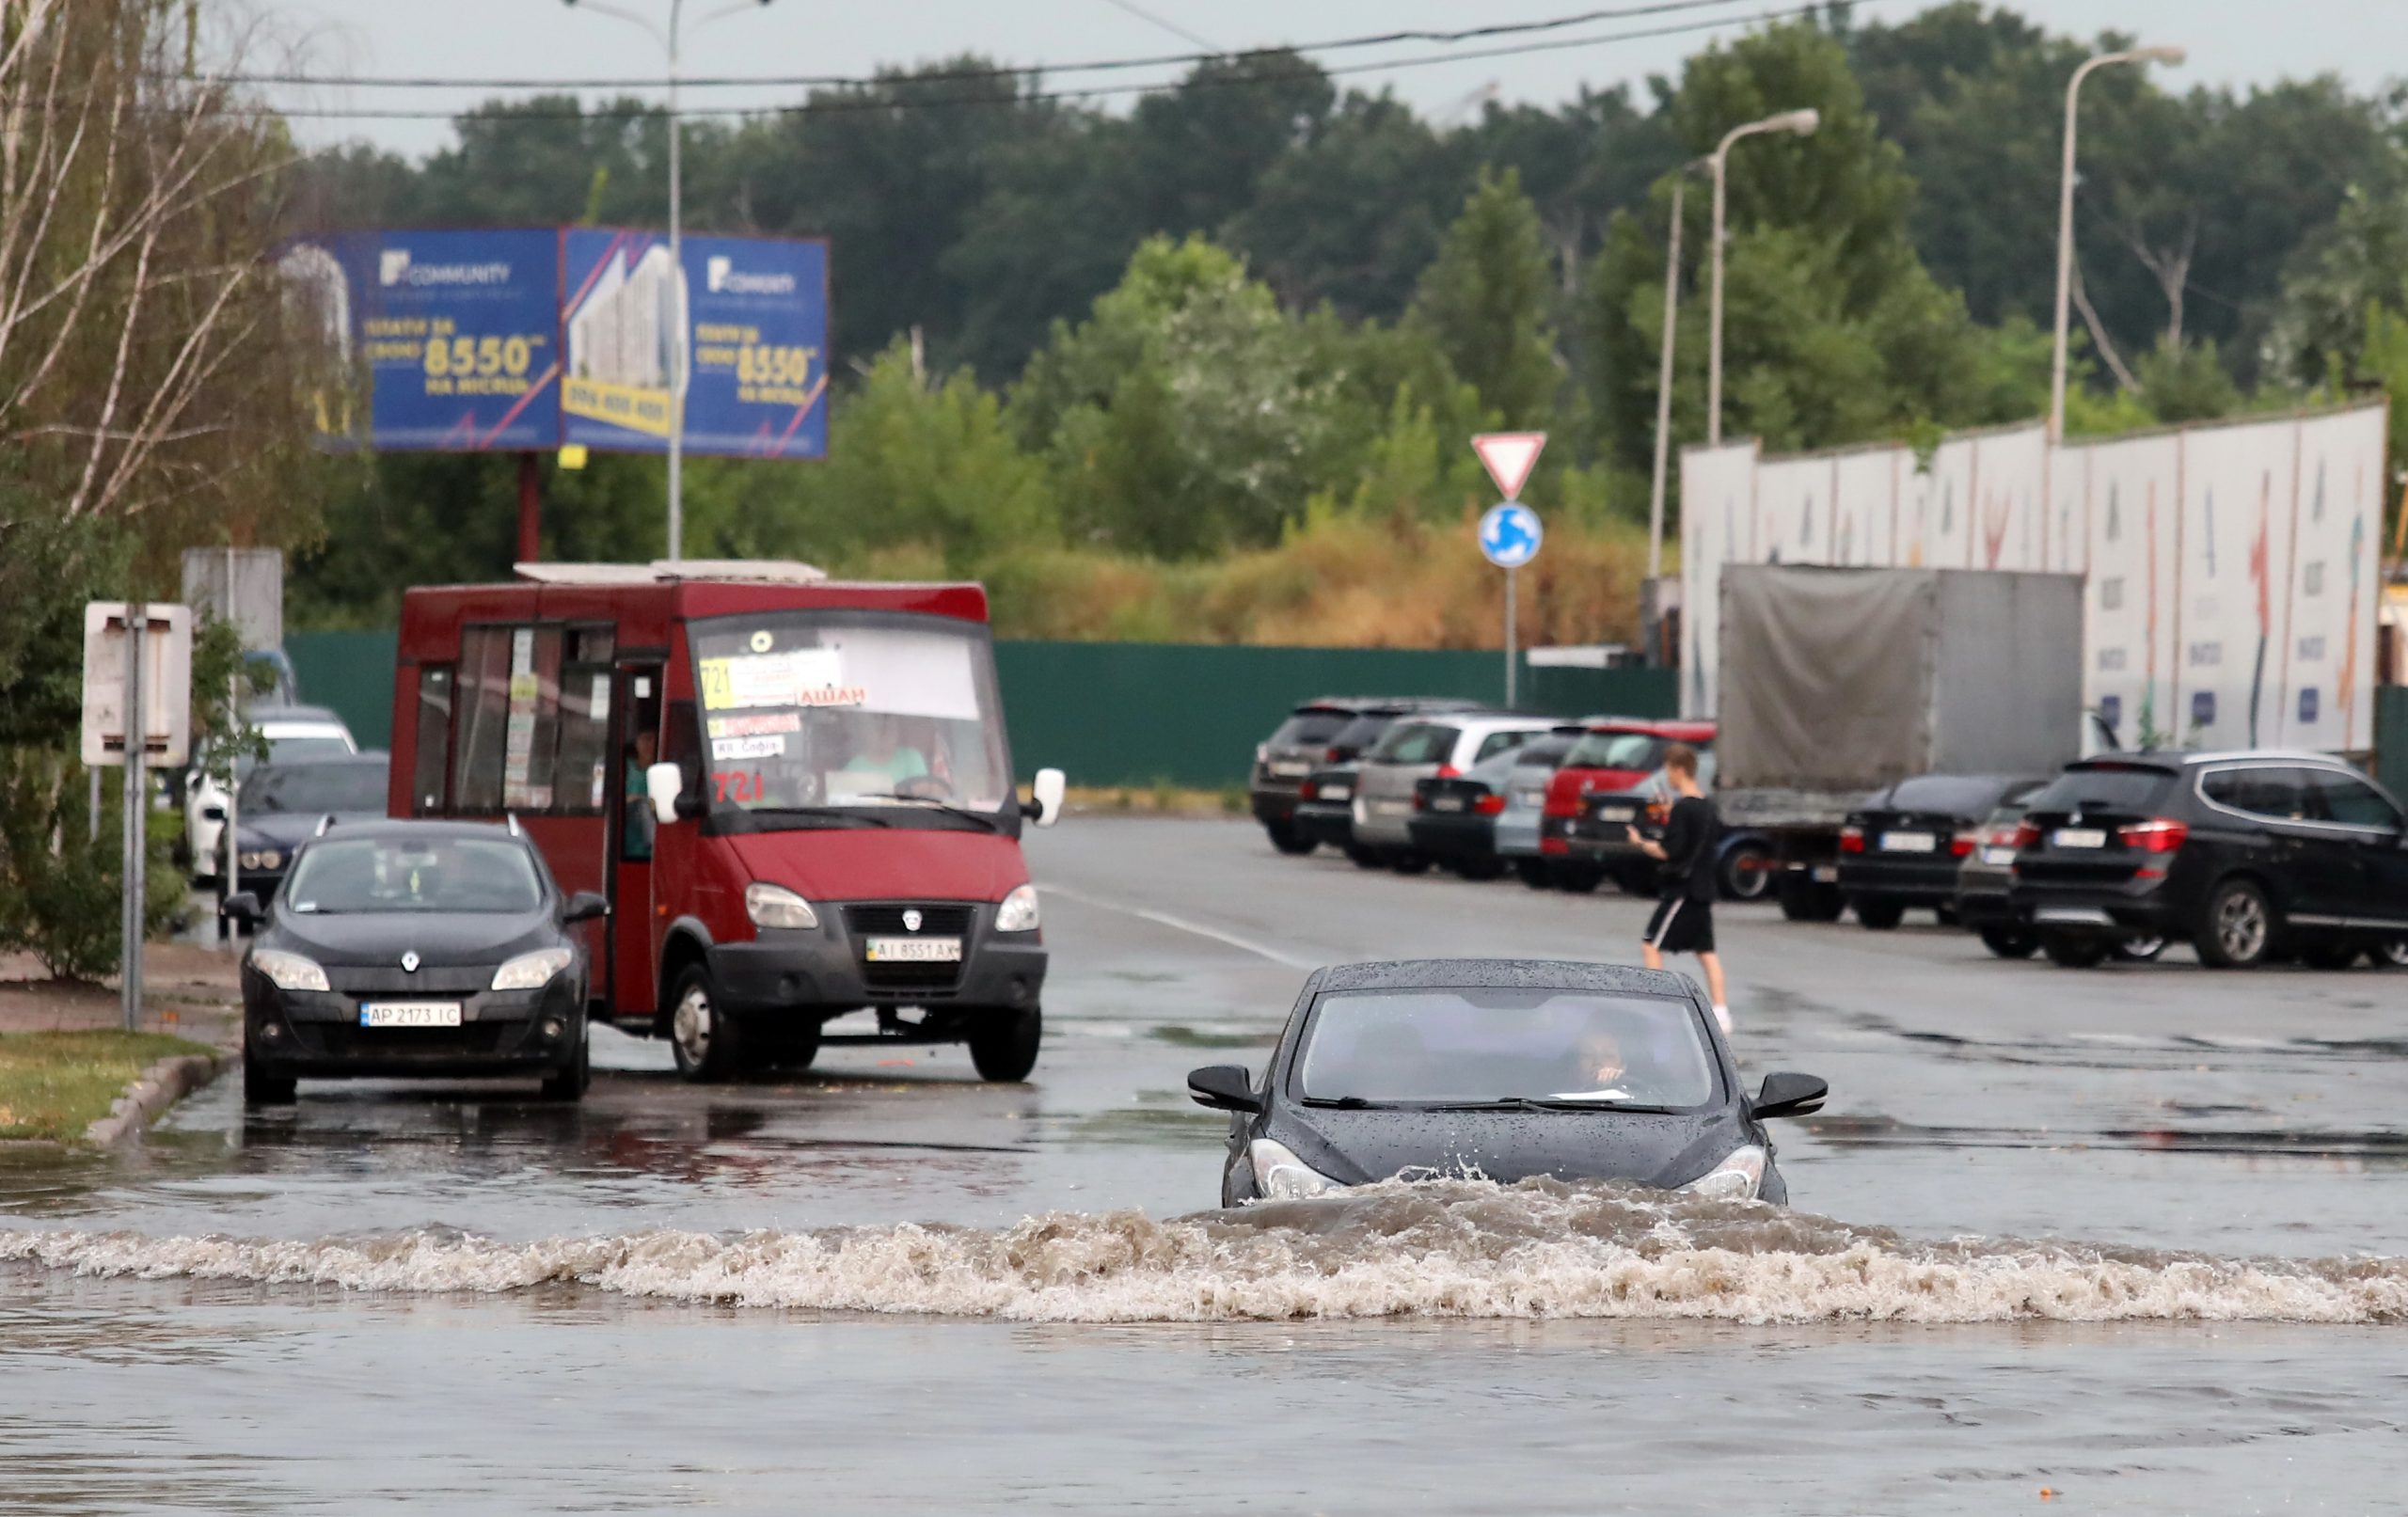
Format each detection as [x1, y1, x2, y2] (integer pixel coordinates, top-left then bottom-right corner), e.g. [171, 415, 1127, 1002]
[609, 664, 665, 1019]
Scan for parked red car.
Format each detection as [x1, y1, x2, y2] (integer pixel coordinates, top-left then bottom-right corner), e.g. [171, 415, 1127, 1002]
[1537, 719, 1718, 891]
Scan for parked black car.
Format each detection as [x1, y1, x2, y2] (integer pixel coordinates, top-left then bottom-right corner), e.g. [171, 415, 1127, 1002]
[1187, 958, 1827, 1208]
[228, 819, 609, 1104]
[218, 753, 392, 908]
[1291, 763, 1365, 859]
[1838, 773, 2049, 929]
[1250, 699, 1482, 855]
[2008, 751, 2408, 969]
[1405, 746, 1536, 880]
[1955, 799, 2039, 957]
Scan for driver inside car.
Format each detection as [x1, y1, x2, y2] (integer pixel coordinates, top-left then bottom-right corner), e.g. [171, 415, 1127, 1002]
[844, 714, 930, 786]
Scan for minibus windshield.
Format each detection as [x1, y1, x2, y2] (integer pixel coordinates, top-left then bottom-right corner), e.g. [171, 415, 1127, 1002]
[689, 612, 1013, 821]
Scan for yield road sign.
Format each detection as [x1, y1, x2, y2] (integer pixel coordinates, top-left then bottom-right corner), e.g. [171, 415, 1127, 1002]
[1471, 432, 1546, 501]
[1479, 502, 1544, 569]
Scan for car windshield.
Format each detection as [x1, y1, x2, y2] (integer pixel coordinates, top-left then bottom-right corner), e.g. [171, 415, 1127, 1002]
[1271, 711, 1350, 747]
[235, 733, 353, 781]
[242, 762, 388, 814]
[1565, 732, 1670, 771]
[281, 836, 543, 915]
[1295, 988, 1717, 1107]
[1884, 776, 2006, 815]
[2027, 766, 2174, 814]
[689, 611, 1012, 814]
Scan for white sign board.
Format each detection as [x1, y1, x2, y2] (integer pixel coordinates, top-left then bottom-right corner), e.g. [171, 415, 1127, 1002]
[82, 603, 193, 767]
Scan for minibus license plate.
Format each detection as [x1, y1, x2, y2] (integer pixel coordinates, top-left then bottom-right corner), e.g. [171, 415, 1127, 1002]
[865, 938, 963, 964]
[2054, 828, 2108, 849]
[359, 1002, 463, 1029]
[1881, 831, 1936, 853]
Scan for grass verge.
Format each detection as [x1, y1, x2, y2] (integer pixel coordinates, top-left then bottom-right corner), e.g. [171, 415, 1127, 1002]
[0, 1031, 215, 1144]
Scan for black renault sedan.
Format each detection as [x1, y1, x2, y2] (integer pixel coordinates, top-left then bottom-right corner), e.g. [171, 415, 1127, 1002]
[228, 820, 608, 1105]
[1187, 959, 1826, 1208]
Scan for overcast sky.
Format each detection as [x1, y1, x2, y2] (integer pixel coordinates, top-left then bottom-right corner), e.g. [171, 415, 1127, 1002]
[263, 0, 2400, 162]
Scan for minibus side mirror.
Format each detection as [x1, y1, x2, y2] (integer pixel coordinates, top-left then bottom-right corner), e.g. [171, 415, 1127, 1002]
[646, 762, 689, 825]
[1029, 767, 1067, 829]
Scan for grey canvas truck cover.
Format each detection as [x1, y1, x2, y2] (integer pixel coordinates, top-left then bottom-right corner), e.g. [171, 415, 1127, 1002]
[1717, 565, 2085, 795]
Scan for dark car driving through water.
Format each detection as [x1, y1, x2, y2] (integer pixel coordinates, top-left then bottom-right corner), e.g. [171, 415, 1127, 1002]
[1187, 959, 1827, 1208]
[229, 820, 609, 1106]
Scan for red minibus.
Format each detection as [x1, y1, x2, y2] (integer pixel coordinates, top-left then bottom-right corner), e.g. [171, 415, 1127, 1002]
[390, 562, 1065, 1083]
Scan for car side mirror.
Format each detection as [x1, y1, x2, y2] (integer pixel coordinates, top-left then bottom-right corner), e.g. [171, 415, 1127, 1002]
[645, 762, 687, 826]
[221, 891, 262, 926]
[1028, 766, 1067, 829]
[201, 804, 227, 823]
[562, 891, 610, 924]
[1186, 1065, 1259, 1114]
[1751, 1071, 1829, 1120]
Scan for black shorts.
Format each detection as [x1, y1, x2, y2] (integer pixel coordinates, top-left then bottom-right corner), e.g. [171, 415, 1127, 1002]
[1643, 895, 1716, 955]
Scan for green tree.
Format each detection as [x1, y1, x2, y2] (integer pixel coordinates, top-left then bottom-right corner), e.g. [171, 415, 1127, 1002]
[1408, 167, 1561, 426]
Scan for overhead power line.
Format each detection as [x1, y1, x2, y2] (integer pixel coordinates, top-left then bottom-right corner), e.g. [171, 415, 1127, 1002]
[193, 0, 1768, 92]
[235, 1, 1878, 123]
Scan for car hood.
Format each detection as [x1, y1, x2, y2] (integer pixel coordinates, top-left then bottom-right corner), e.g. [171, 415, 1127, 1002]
[1268, 1105, 1753, 1190]
[723, 829, 1029, 903]
[267, 909, 557, 969]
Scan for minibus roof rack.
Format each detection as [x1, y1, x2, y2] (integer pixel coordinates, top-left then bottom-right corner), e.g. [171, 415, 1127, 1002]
[513, 560, 827, 586]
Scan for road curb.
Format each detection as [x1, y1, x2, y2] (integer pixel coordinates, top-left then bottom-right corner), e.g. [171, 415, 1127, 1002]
[85, 1051, 225, 1147]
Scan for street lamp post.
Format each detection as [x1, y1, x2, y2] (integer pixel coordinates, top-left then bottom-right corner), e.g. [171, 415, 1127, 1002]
[1706, 108, 1819, 449]
[562, 0, 774, 562]
[2048, 45, 2183, 444]
[1646, 161, 1709, 582]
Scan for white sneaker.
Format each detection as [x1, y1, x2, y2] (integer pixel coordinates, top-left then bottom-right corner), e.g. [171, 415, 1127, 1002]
[1712, 1004, 1733, 1036]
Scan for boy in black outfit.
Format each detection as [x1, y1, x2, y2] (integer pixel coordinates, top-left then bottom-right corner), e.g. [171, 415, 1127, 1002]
[1626, 743, 1731, 1034]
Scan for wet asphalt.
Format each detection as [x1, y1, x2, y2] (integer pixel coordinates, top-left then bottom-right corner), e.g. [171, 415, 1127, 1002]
[2, 814, 2403, 1513]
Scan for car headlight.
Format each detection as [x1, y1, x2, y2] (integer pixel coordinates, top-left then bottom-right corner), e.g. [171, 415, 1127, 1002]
[744, 881, 819, 930]
[995, 883, 1040, 934]
[1248, 1138, 1344, 1201]
[1677, 1144, 1766, 1201]
[239, 849, 283, 871]
[249, 949, 328, 992]
[492, 947, 574, 991]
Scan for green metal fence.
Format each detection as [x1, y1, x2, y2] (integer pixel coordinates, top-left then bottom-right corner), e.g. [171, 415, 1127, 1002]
[284, 630, 1676, 789]
[2379, 685, 2408, 802]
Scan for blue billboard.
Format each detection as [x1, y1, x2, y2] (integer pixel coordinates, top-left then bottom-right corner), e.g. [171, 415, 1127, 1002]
[284, 227, 829, 460]
[561, 229, 829, 459]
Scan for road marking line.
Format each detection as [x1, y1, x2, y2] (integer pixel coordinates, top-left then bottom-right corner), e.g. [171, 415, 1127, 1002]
[1038, 885, 1317, 969]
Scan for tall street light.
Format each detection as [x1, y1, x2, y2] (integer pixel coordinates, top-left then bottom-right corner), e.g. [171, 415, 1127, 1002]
[2049, 44, 2183, 444]
[1646, 159, 1709, 582]
[1706, 107, 1819, 449]
[563, 0, 775, 562]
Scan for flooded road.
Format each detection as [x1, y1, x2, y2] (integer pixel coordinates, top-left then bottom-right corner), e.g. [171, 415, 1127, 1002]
[5, 817, 2404, 1511]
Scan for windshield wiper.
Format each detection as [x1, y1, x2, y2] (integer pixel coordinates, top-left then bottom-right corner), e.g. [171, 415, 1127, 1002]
[841, 794, 1002, 831]
[1433, 1098, 1679, 1114]
[1300, 1095, 1374, 1109]
[744, 807, 895, 829]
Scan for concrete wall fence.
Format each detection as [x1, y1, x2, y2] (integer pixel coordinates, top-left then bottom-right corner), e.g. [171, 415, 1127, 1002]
[287, 631, 1676, 791]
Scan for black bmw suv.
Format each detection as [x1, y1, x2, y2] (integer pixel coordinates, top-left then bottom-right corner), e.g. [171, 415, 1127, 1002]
[2008, 751, 2408, 969]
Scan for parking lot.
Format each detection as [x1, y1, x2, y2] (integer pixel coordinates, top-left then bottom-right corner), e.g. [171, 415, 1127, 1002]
[5, 814, 2405, 1512]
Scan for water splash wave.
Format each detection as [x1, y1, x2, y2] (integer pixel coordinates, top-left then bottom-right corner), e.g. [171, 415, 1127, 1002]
[6, 1179, 2401, 1324]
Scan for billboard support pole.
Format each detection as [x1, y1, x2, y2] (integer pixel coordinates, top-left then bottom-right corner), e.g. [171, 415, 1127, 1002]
[516, 453, 542, 563]
[664, 8, 685, 564]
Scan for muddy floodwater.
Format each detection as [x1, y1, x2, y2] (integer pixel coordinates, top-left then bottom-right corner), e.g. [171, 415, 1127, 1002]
[5, 818, 2404, 1512]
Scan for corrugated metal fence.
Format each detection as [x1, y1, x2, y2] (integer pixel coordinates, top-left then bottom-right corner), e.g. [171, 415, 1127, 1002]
[286, 631, 1676, 790]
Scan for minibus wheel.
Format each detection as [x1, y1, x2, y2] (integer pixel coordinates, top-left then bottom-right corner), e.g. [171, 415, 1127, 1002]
[968, 1006, 1041, 1082]
[669, 965, 744, 1082]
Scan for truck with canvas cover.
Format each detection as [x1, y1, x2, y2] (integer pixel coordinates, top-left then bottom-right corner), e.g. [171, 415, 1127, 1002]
[1715, 565, 2085, 921]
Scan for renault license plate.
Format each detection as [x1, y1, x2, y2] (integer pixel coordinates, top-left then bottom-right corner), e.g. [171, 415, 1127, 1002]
[1881, 831, 1936, 853]
[2054, 828, 2108, 849]
[359, 1002, 462, 1029]
[865, 937, 962, 964]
